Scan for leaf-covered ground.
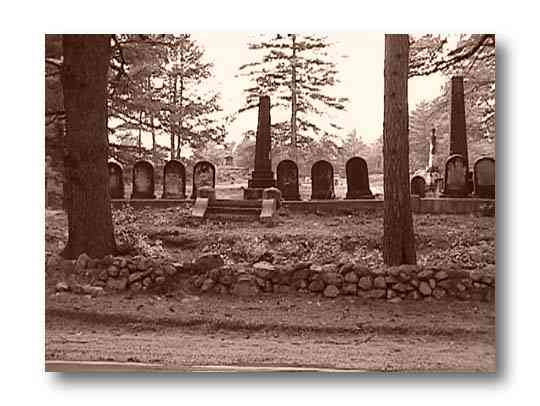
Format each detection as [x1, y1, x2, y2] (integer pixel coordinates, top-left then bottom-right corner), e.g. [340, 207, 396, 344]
[46, 206, 495, 268]
[45, 208, 495, 371]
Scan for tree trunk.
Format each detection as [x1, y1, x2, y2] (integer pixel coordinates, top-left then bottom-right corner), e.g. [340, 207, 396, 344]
[61, 34, 116, 259]
[176, 76, 184, 158]
[170, 74, 177, 160]
[137, 111, 143, 156]
[176, 42, 185, 159]
[290, 34, 298, 162]
[382, 34, 416, 265]
[150, 114, 157, 164]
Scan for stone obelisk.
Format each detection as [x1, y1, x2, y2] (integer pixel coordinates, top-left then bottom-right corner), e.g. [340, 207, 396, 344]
[449, 76, 469, 169]
[244, 95, 276, 200]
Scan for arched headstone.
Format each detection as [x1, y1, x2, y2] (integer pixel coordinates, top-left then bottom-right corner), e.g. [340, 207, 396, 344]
[441, 154, 468, 197]
[108, 160, 124, 199]
[311, 160, 335, 200]
[162, 160, 186, 199]
[473, 157, 495, 198]
[131, 160, 155, 199]
[410, 175, 426, 198]
[345, 157, 374, 199]
[191, 161, 216, 199]
[276, 160, 300, 201]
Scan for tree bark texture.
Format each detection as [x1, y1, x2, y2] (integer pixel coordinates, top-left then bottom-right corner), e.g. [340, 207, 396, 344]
[61, 34, 116, 259]
[382, 34, 417, 265]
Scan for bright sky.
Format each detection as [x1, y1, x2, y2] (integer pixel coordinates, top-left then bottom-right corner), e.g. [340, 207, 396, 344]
[192, 33, 446, 145]
[128, 33, 446, 151]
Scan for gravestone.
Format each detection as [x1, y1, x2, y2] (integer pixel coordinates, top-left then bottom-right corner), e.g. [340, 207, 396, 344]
[191, 161, 216, 199]
[162, 160, 186, 199]
[410, 175, 426, 198]
[276, 159, 300, 201]
[441, 154, 468, 197]
[131, 160, 155, 199]
[345, 157, 374, 199]
[449, 76, 469, 169]
[108, 160, 124, 199]
[473, 157, 495, 198]
[311, 160, 335, 200]
[244, 96, 276, 199]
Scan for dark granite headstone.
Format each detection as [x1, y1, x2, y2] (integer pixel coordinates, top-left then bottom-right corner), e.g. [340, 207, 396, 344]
[244, 96, 276, 199]
[191, 161, 216, 199]
[410, 175, 426, 198]
[162, 160, 186, 199]
[108, 161, 124, 199]
[441, 154, 468, 197]
[345, 157, 374, 199]
[131, 160, 155, 199]
[276, 159, 300, 201]
[473, 157, 495, 198]
[311, 160, 335, 200]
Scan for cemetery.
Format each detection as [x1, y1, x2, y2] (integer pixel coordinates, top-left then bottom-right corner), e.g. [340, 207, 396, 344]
[48, 78, 495, 304]
[45, 34, 496, 371]
[105, 78, 495, 219]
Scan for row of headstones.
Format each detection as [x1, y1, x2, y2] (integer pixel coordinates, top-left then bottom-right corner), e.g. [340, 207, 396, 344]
[411, 155, 495, 199]
[108, 157, 375, 200]
[108, 160, 215, 199]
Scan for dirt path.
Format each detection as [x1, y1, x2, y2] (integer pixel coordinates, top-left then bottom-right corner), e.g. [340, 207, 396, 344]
[46, 293, 496, 372]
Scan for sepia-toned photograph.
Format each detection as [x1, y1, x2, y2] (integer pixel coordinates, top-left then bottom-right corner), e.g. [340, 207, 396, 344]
[44, 33, 496, 373]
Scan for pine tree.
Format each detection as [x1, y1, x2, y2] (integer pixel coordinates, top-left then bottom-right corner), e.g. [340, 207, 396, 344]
[108, 34, 169, 161]
[238, 34, 348, 159]
[162, 34, 223, 159]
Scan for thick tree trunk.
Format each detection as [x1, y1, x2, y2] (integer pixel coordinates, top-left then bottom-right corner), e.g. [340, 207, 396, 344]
[382, 34, 416, 265]
[61, 34, 116, 259]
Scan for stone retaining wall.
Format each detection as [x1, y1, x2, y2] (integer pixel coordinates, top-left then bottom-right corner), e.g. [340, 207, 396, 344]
[54, 253, 495, 303]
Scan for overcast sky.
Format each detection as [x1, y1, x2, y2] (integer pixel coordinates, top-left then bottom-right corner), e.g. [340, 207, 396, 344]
[193, 33, 445, 144]
[129, 33, 446, 150]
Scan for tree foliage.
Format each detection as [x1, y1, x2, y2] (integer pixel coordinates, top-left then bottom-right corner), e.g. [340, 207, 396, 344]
[109, 34, 224, 160]
[408, 34, 495, 172]
[237, 34, 349, 150]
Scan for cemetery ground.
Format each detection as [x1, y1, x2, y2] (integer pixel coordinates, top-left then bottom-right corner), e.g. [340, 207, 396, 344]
[45, 206, 496, 372]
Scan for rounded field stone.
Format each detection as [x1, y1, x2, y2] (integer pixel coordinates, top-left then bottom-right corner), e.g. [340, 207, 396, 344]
[419, 281, 432, 296]
[434, 271, 449, 281]
[373, 276, 386, 289]
[308, 279, 325, 292]
[107, 265, 119, 277]
[323, 285, 340, 298]
[342, 283, 357, 295]
[322, 272, 343, 286]
[417, 269, 434, 280]
[130, 281, 142, 292]
[344, 272, 359, 284]
[357, 276, 373, 290]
